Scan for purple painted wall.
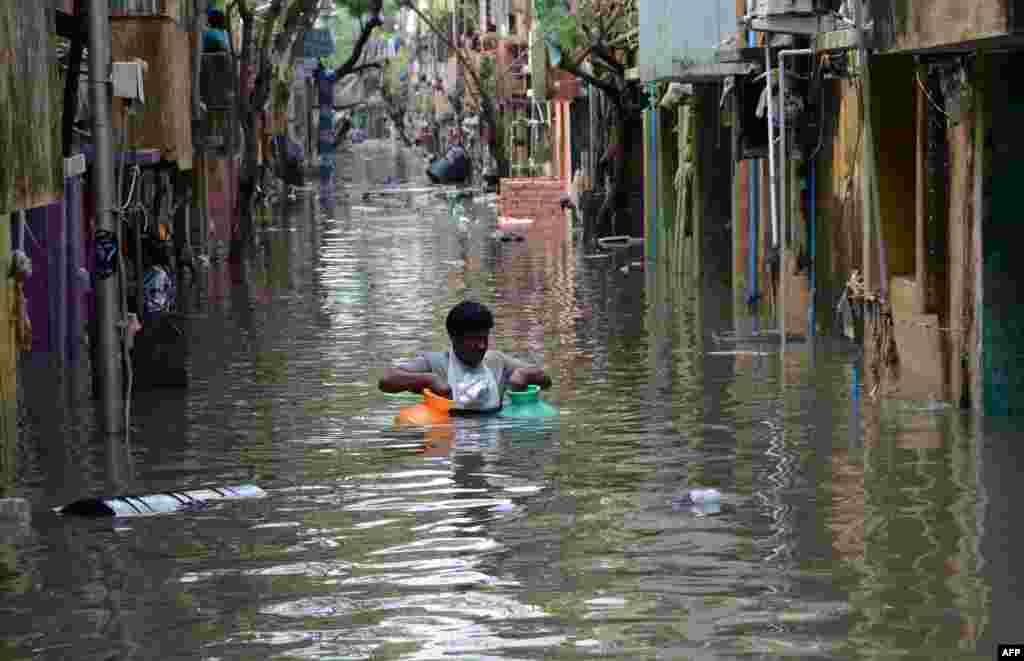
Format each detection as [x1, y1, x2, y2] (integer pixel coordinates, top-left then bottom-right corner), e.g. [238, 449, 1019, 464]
[16, 175, 86, 360]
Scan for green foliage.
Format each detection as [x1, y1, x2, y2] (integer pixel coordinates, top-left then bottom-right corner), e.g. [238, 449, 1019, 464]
[272, 63, 295, 112]
[534, 0, 638, 59]
[322, 0, 399, 70]
[533, 0, 579, 53]
[479, 54, 497, 99]
[383, 48, 411, 98]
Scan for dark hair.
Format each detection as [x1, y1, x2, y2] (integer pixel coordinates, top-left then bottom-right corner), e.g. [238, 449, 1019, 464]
[446, 301, 493, 337]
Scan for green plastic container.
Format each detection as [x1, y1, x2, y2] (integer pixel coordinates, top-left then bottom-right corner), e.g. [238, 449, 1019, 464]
[499, 385, 558, 418]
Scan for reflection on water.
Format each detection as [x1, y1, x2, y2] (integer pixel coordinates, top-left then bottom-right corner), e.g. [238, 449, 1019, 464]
[1, 141, 1018, 660]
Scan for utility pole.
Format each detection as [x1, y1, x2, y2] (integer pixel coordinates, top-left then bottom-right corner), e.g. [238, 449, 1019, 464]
[88, 0, 124, 433]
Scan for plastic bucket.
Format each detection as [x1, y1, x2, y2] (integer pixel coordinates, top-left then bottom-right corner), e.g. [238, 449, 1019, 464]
[396, 389, 454, 427]
[500, 385, 558, 418]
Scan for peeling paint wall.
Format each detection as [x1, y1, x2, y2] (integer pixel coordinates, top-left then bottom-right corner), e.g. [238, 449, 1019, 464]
[873, 0, 1010, 53]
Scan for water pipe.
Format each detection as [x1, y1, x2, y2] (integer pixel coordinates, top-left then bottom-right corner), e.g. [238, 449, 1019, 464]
[764, 45, 778, 249]
[809, 159, 817, 339]
[749, 28, 760, 326]
[778, 48, 813, 352]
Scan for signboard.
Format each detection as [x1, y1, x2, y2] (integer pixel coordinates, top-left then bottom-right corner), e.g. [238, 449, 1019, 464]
[303, 28, 336, 58]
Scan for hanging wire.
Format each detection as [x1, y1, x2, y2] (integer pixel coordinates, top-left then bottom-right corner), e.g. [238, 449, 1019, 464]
[916, 70, 951, 120]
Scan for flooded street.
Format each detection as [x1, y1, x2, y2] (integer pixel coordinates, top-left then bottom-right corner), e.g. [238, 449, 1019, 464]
[3, 141, 1021, 660]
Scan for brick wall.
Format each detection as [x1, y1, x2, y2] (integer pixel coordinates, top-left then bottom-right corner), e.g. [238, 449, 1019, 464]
[498, 177, 566, 220]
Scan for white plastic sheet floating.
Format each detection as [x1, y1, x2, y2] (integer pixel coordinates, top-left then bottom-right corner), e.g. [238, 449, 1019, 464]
[56, 485, 267, 517]
[498, 216, 534, 225]
[706, 350, 771, 357]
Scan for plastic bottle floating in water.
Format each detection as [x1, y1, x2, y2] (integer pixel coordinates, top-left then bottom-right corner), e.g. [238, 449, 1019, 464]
[687, 488, 721, 505]
[499, 385, 558, 418]
[677, 488, 722, 516]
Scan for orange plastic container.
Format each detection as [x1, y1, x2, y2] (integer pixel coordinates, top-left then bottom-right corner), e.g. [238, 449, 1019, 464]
[396, 389, 454, 427]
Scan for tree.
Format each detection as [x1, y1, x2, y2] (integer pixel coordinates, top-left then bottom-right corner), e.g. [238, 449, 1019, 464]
[227, 0, 387, 259]
[399, 0, 508, 177]
[535, 0, 640, 230]
[381, 50, 414, 147]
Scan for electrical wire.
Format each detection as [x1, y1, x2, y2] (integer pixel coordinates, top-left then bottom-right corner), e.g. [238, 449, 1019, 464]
[916, 70, 951, 120]
[113, 106, 135, 442]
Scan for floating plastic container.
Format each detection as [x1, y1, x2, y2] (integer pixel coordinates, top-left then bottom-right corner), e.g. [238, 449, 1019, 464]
[396, 388, 454, 427]
[687, 488, 721, 505]
[56, 484, 267, 517]
[499, 385, 558, 419]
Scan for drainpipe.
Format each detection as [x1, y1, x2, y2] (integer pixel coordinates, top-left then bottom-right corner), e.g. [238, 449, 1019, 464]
[87, 0, 123, 433]
[778, 48, 812, 351]
[765, 45, 778, 249]
[748, 28, 760, 325]
[809, 159, 817, 338]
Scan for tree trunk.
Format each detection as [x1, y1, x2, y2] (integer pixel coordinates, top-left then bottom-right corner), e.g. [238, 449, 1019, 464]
[232, 111, 260, 262]
[481, 100, 507, 178]
[597, 101, 627, 237]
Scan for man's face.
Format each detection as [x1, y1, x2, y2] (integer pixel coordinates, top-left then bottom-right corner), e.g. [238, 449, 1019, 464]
[451, 331, 489, 368]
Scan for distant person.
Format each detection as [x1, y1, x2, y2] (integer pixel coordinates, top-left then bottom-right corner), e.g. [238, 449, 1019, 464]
[379, 301, 552, 412]
[203, 8, 230, 53]
[142, 239, 176, 324]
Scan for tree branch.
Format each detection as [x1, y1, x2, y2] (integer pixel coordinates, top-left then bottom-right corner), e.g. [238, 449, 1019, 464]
[333, 12, 383, 79]
[559, 57, 618, 98]
[349, 61, 383, 75]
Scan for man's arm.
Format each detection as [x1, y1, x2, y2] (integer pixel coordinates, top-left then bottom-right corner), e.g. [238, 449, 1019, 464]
[507, 366, 552, 391]
[501, 353, 552, 391]
[378, 355, 451, 397]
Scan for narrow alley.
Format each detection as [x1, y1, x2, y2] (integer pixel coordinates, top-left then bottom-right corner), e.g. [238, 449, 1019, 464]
[1, 140, 1019, 660]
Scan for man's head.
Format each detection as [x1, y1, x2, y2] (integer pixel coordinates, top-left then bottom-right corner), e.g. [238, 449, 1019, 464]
[446, 301, 493, 367]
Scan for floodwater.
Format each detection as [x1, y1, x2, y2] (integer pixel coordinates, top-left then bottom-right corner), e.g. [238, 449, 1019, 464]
[3, 141, 1022, 660]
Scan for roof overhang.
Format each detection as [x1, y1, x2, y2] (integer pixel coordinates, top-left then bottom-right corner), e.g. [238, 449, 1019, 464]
[668, 60, 761, 83]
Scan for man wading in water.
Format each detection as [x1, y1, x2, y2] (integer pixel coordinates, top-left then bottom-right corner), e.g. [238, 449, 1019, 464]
[379, 301, 552, 412]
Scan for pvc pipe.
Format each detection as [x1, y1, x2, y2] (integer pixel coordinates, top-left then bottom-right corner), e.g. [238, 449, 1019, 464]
[809, 159, 817, 339]
[765, 45, 778, 249]
[749, 28, 759, 324]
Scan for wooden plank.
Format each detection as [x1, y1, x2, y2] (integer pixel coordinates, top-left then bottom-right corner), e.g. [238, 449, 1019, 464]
[111, 16, 193, 169]
[0, 212, 15, 491]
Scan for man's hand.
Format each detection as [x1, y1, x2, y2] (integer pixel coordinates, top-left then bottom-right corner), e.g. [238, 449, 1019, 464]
[427, 375, 452, 399]
[508, 367, 552, 391]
